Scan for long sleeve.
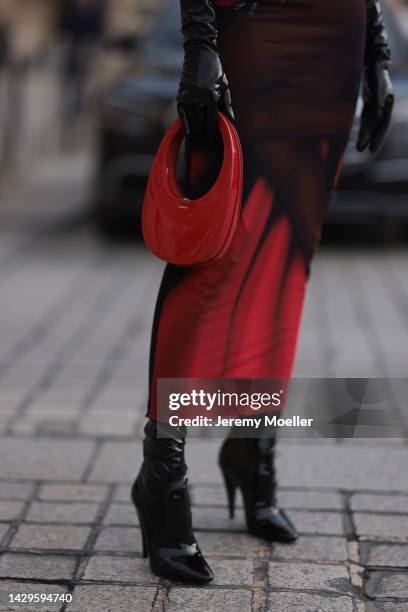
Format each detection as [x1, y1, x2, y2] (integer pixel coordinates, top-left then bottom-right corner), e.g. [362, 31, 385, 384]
[365, 0, 391, 68]
[180, 0, 218, 49]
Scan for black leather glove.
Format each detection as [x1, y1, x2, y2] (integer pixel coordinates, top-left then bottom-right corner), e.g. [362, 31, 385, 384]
[177, 0, 234, 141]
[357, 0, 394, 153]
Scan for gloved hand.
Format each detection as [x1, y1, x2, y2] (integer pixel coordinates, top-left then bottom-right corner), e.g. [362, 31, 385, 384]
[177, 0, 234, 141]
[357, 0, 394, 153]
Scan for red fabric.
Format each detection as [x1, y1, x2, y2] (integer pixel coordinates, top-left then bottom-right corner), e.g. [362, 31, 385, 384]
[146, 0, 365, 419]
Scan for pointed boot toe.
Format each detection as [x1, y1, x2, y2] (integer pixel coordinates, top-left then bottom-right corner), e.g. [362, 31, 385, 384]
[152, 543, 214, 584]
[248, 506, 298, 542]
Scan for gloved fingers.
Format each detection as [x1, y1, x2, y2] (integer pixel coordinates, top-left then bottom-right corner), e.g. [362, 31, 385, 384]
[178, 90, 221, 139]
[356, 110, 372, 152]
[219, 87, 235, 124]
[204, 95, 219, 139]
[356, 92, 394, 153]
[369, 94, 394, 152]
[189, 97, 218, 141]
[177, 105, 191, 139]
[192, 99, 207, 134]
[177, 100, 199, 138]
[180, 100, 204, 137]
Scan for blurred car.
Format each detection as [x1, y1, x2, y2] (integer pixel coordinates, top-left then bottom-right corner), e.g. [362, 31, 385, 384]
[93, 0, 408, 235]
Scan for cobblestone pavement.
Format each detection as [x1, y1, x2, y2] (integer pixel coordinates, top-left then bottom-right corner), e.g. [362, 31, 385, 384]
[0, 156, 407, 611]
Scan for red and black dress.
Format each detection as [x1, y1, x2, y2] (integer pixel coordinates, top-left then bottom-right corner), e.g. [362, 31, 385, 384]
[147, 0, 366, 418]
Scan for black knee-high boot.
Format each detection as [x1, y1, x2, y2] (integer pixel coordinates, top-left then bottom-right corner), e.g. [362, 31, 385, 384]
[218, 425, 298, 542]
[131, 420, 213, 583]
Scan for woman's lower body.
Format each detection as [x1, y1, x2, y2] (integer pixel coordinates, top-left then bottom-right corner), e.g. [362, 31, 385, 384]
[134, 0, 366, 583]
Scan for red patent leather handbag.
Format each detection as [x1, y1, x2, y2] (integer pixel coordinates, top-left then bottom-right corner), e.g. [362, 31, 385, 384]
[142, 112, 243, 266]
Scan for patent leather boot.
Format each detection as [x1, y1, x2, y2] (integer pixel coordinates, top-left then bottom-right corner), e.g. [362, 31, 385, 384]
[219, 433, 298, 542]
[131, 420, 213, 584]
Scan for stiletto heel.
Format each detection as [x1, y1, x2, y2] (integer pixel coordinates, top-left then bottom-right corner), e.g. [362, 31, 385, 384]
[138, 513, 148, 558]
[223, 473, 236, 519]
[219, 434, 298, 543]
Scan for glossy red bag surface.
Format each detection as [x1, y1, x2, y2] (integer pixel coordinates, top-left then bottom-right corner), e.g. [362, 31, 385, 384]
[142, 112, 243, 266]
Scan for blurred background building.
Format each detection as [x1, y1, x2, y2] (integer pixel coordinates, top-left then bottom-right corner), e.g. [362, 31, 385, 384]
[0, 0, 162, 170]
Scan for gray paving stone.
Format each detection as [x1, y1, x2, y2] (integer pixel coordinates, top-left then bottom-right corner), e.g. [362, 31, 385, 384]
[0, 414, 13, 430]
[88, 442, 140, 482]
[89, 439, 221, 485]
[266, 592, 354, 612]
[11, 525, 90, 551]
[82, 555, 159, 584]
[351, 494, 408, 513]
[25, 502, 99, 524]
[0, 552, 77, 580]
[20, 410, 79, 429]
[113, 485, 132, 503]
[67, 584, 156, 612]
[0, 397, 13, 411]
[79, 411, 138, 436]
[192, 506, 246, 531]
[208, 558, 253, 586]
[36, 420, 79, 436]
[103, 504, 138, 526]
[191, 485, 235, 507]
[365, 571, 408, 598]
[187, 439, 222, 484]
[360, 542, 408, 567]
[278, 490, 344, 511]
[0, 483, 33, 501]
[93, 527, 142, 553]
[0, 581, 68, 610]
[0, 501, 25, 522]
[25, 400, 84, 415]
[193, 531, 261, 558]
[366, 603, 408, 612]
[40, 388, 89, 402]
[277, 444, 408, 492]
[167, 588, 252, 612]
[0, 438, 95, 480]
[11, 420, 39, 435]
[0, 524, 10, 543]
[271, 536, 348, 562]
[289, 510, 344, 536]
[268, 561, 351, 594]
[0, 421, 10, 435]
[354, 513, 408, 539]
[0, 390, 26, 403]
[38, 484, 108, 502]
